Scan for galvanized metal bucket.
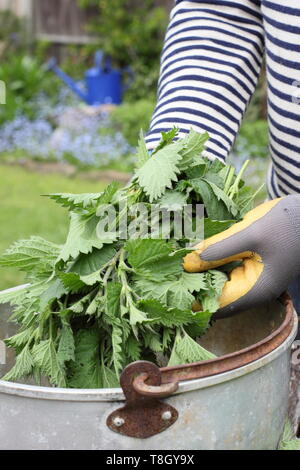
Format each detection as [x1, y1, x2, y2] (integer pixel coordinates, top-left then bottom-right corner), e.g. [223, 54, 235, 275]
[0, 291, 297, 450]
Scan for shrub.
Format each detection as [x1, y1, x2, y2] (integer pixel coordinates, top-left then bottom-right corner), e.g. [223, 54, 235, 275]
[110, 99, 155, 146]
[0, 9, 23, 42]
[0, 55, 50, 123]
[77, 0, 168, 100]
[234, 119, 269, 160]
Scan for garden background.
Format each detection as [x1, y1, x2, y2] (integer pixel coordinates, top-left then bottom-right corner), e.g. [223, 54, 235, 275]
[0, 0, 268, 290]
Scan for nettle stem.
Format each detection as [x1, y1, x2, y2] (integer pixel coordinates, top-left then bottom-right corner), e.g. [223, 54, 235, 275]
[118, 248, 134, 307]
[224, 165, 235, 195]
[228, 160, 250, 200]
[102, 248, 122, 285]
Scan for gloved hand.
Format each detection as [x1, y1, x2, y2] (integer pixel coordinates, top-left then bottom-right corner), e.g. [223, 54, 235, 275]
[183, 195, 300, 318]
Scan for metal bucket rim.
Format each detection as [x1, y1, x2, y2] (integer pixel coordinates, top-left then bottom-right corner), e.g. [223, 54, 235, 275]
[0, 288, 297, 402]
[0, 313, 297, 402]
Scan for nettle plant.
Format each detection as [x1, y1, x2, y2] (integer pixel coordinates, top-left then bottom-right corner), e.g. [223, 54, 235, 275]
[0, 129, 260, 388]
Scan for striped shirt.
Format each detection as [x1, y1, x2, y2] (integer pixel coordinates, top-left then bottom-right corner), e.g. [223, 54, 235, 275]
[145, 0, 300, 199]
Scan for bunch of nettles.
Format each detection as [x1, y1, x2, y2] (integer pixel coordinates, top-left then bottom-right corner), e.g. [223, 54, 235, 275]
[0, 129, 259, 388]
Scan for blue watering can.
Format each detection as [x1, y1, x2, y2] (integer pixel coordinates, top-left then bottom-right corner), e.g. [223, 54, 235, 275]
[46, 51, 133, 106]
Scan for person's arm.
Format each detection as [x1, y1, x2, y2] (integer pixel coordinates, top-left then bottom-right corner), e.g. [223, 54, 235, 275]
[146, 0, 264, 161]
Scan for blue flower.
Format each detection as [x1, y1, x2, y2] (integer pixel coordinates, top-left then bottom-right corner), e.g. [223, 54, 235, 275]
[0, 86, 134, 167]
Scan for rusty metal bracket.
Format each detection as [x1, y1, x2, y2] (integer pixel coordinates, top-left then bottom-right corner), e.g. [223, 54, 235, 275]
[106, 361, 179, 439]
[107, 294, 295, 439]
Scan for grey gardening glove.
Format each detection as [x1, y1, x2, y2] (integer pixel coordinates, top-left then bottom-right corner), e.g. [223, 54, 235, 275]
[183, 196, 300, 318]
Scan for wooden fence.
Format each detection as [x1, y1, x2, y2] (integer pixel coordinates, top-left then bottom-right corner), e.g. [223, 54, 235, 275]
[0, 0, 173, 45]
[33, 0, 96, 45]
[0, 0, 32, 18]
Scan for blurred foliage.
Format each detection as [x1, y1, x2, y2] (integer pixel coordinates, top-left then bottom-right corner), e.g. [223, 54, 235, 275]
[77, 0, 167, 100]
[0, 9, 30, 70]
[0, 54, 64, 124]
[0, 9, 24, 42]
[110, 98, 155, 146]
[0, 56, 46, 124]
[36, 40, 91, 80]
[237, 119, 269, 159]
[233, 67, 268, 160]
[0, 10, 61, 124]
[244, 66, 267, 122]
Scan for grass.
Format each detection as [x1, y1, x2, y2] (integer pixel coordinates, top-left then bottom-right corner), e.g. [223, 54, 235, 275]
[0, 165, 107, 290]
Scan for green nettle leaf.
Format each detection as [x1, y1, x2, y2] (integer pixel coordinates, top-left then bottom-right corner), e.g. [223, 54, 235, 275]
[59, 272, 85, 292]
[126, 239, 171, 269]
[204, 218, 235, 238]
[126, 335, 141, 361]
[126, 239, 183, 281]
[185, 310, 213, 337]
[106, 282, 122, 319]
[162, 328, 173, 350]
[70, 245, 116, 285]
[136, 130, 150, 168]
[85, 297, 98, 315]
[69, 292, 92, 314]
[180, 272, 208, 293]
[112, 325, 124, 375]
[96, 182, 120, 207]
[205, 180, 238, 217]
[32, 339, 66, 387]
[138, 299, 197, 328]
[144, 332, 163, 353]
[59, 212, 114, 262]
[2, 345, 34, 382]
[0, 236, 60, 273]
[190, 178, 232, 220]
[168, 281, 198, 311]
[46, 193, 107, 211]
[156, 190, 188, 211]
[278, 421, 300, 450]
[201, 295, 220, 313]
[129, 303, 149, 326]
[0, 284, 28, 306]
[153, 127, 179, 153]
[209, 270, 228, 295]
[134, 278, 171, 305]
[185, 163, 207, 179]
[58, 324, 75, 365]
[68, 329, 102, 389]
[47, 182, 119, 213]
[199, 270, 228, 313]
[136, 142, 184, 201]
[136, 273, 207, 310]
[101, 366, 120, 389]
[234, 185, 256, 217]
[168, 330, 216, 367]
[178, 130, 209, 169]
[0, 129, 258, 388]
[39, 278, 67, 310]
[5, 326, 36, 349]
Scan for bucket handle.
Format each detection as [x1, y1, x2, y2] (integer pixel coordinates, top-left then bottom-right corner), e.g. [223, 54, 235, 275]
[106, 361, 178, 439]
[107, 293, 295, 439]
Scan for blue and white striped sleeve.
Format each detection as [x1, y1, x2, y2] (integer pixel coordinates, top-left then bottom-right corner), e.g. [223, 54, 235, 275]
[145, 0, 264, 162]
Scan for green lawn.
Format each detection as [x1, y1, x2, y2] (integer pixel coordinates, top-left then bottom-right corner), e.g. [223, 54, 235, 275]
[0, 165, 107, 290]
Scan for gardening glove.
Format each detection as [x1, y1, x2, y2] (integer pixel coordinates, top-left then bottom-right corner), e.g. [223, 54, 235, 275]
[183, 195, 300, 319]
